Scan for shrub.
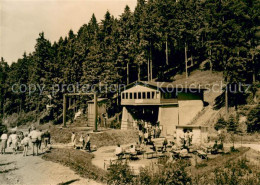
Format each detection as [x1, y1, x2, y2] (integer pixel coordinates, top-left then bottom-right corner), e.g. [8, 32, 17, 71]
[215, 117, 227, 131]
[247, 105, 260, 132]
[138, 159, 192, 185]
[107, 161, 135, 185]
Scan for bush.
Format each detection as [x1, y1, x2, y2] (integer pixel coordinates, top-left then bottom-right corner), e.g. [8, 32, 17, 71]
[213, 157, 260, 185]
[247, 105, 260, 132]
[0, 123, 7, 135]
[215, 117, 227, 131]
[138, 159, 192, 185]
[107, 161, 135, 185]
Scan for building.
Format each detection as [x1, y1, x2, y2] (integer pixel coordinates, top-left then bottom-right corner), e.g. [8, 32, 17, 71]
[88, 98, 108, 127]
[120, 81, 206, 136]
[175, 125, 209, 146]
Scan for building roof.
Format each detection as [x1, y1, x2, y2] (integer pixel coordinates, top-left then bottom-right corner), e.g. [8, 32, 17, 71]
[176, 125, 208, 129]
[123, 81, 207, 92]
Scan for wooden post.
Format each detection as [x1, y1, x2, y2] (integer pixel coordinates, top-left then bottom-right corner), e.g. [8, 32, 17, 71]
[63, 94, 67, 127]
[94, 93, 98, 131]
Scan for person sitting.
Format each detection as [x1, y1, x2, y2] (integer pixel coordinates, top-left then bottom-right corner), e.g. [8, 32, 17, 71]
[130, 145, 136, 154]
[115, 144, 123, 159]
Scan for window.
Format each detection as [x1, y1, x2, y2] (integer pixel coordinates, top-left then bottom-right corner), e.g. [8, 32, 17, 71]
[134, 93, 137, 99]
[152, 92, 155, 99]
[142, 92, 146, 99]
[122, 93, 125, 99]
[126, 93, 128, 99]
[138, 92, 141, 99]
[130, 93, 133, 99]
[147, 92, 151, 99]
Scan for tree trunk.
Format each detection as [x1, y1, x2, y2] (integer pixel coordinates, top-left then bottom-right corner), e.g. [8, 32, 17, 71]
[147, 58, 150, 81]
[209, 49, 212, 72]
[138, 64, 141, 81]
[225, 85, 229, 119]
[185, 42, 188, 79]
[166, 35, 169, 65]
[150, 57, 153, 81]
[127, 62, 130, 85]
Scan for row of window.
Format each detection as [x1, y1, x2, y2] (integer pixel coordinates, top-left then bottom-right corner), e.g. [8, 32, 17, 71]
[121, 91, 157, 100]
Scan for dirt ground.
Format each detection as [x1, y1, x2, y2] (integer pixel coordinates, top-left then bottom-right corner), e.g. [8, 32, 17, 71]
[0, 149, 103, 185]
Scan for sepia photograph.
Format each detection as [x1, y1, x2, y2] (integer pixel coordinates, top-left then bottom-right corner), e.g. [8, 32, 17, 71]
[0, 0, 259, 184]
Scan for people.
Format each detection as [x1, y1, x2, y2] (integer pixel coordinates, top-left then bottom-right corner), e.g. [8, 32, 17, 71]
[115, 144, 123, 159]
[0, 131, 8, 154]
[21, 134, 30, 156]
[138, 130, 143, 144]
[144, 131, 148, 145]
[43, 130, 51, 149]
[38, 129, 44, 152]
[9, 131, 18, 154]
[71, 132, 76, 148]
[163, 138, 168, 151]
[79, 134, 84, 149]
[29, 128, 40, 156]
[85, 134, 91, 152]
[129, 145, 136, 154]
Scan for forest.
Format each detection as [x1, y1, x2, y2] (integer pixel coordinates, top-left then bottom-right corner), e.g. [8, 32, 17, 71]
[0, 0, 259, 126]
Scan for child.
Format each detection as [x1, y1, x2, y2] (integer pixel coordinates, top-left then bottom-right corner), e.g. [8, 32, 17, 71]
[21, 134, 30, 156]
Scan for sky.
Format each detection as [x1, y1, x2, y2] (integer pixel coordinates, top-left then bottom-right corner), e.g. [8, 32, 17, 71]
[0, 0, 137, 64]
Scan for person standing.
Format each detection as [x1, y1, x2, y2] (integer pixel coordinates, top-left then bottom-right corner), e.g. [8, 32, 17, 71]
[0, 131, 8, 154]
[71, 132, 76, 148]
[21, 134, 30, 156]
[138, 130, 143, 144]
[85, 134, 91, 152]
[79, 134, 84, 149]
[144, 131, 148, 145]
[43, 130, 51, 149]
[37, 129, 44, 152]
[9, 131, 18, 154]
[29, 128, 39, 156]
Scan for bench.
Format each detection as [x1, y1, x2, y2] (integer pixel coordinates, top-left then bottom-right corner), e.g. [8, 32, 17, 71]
[144, 151, 156, 159]
[197, 150, 208, 159]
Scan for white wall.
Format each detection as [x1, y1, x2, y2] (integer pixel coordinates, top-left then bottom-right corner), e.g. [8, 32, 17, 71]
[158, 106, 179, 136]
[178, 100, 203, 125]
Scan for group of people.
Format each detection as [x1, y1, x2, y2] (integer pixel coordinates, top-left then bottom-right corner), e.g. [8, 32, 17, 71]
[0, 126, 51, 156]
[71, 132, 91, 152]
[138, 121, 161, 145]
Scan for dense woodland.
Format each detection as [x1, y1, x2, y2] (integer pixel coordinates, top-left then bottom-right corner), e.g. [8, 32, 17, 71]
[0, 0, 259, 127]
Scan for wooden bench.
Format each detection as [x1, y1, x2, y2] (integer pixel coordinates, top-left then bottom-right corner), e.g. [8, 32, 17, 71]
[144, 151, 156, 159]
[197, 150, 208, 159]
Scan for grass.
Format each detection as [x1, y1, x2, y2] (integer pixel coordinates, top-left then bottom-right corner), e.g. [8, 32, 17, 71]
[189, 147, 250, 176]
[42, 148, 107, 183]
[50, 127, 138, 148]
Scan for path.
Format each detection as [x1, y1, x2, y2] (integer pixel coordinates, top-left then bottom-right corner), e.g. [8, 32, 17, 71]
[0, 151, 103, 185]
